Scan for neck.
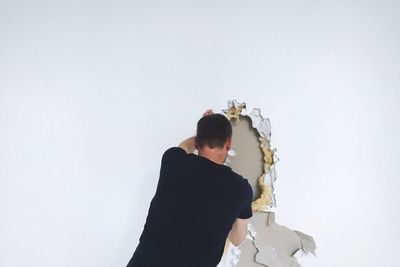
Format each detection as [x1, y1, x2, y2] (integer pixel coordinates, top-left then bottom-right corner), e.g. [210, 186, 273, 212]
[198, 147, 227, 165]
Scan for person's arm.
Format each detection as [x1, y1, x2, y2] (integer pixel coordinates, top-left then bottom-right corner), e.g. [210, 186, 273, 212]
[229, 179, 253, 246]
[179, 136, 196, 154]
[228, 218, 248, 246]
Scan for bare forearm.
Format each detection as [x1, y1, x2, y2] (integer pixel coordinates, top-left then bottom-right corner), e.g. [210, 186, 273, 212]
[179, 136, 196, 154]
[228, 218, 248, 246]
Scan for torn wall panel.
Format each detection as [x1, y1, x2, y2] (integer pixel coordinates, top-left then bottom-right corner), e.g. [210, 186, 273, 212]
[217, 100, 316, 267]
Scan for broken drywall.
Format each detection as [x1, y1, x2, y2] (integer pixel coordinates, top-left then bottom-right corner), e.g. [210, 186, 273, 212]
[217, 100, 316, 267]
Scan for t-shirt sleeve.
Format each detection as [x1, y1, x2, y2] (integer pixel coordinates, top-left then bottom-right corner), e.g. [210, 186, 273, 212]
[161, 147, 186, 171]
[238, 179, 253, 219]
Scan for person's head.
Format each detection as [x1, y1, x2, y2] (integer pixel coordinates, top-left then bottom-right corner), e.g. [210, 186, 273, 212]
[195, 114, 232, 162]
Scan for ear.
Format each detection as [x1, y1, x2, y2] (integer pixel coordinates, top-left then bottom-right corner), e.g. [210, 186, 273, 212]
[225, 137, 232, 151]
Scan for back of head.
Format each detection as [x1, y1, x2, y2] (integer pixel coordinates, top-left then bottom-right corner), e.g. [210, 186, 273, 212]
[196, 114, 232, 149]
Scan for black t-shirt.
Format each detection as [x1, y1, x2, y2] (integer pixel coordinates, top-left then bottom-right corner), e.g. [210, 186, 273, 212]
[127, 147, 253, 267]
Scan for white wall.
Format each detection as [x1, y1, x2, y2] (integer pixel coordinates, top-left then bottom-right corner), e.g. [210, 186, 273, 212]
[1, 0, 399, 266]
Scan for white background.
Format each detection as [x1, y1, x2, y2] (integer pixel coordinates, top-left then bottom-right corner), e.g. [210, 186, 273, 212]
[1, 0, 399, 266]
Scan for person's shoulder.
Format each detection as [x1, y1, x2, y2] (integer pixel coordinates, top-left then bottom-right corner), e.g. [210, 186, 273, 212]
[229, 170, 247, 182]
[230, 171, 253, 196]
[163, 146, 186, 155]
[161, 146, 186, 162]
[227, 171, 250, 188]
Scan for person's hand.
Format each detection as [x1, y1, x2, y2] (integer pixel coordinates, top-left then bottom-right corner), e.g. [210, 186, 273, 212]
[202, 109, 214, 117]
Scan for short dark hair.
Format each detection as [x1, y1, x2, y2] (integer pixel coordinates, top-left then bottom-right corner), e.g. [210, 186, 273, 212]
[195, 114, 232, 149]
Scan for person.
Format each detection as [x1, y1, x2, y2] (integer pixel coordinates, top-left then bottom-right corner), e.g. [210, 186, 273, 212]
[126, 109, 253, 267]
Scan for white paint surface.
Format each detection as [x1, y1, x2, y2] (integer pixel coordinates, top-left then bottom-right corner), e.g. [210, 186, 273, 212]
[1, 0, 399, 266]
